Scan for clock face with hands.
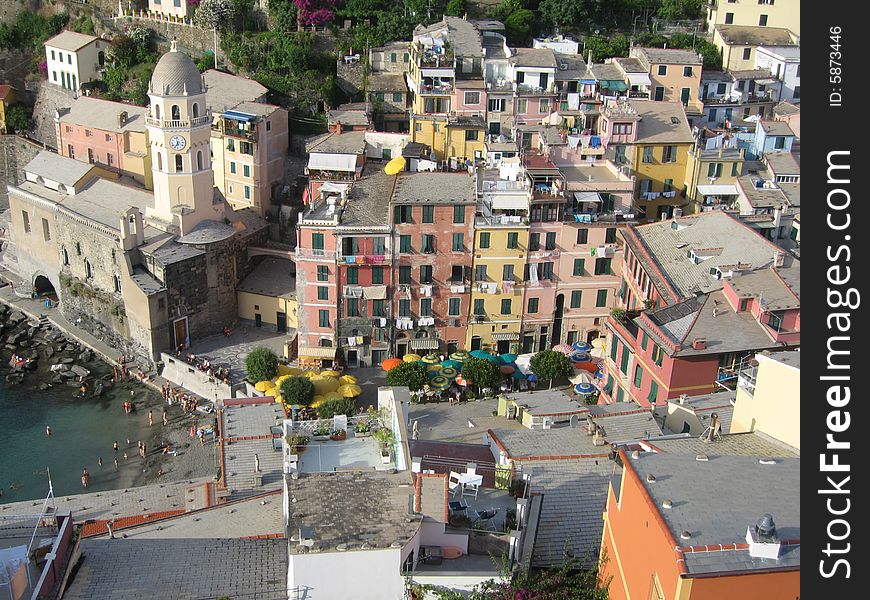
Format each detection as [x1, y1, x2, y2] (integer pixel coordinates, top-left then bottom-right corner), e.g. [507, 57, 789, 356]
[169, 135, 187, 151]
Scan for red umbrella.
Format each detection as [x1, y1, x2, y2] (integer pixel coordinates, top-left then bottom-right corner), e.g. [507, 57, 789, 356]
[574, 361, 598, 373]
[500, 365, 515, 374]
[381, 357, 403, 371]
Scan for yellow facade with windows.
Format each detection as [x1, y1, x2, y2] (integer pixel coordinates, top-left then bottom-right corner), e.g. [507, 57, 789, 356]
[411, 117, 449, 158]
[467, 226, 528, 351]
[631, 141, 693, 219]
[684, 147, 745, 212]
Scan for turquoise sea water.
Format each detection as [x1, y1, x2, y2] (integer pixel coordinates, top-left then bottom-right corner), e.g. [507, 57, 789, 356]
[0, 360, 164, 504]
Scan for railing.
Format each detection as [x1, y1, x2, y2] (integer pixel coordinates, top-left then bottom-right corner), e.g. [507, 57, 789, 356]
[146, 116, 211, 129]
[475, 215, 529, 227]
[217, 125, 257, 142]
[481, 180, 529, 192]
[419, 84, 454, 95]
[339, 254, 391, 265]
[517, 84, 555, 95]
[487, 80, 515, 92]
[296, 249, 338, 260]
[736, 359, 758, 396]
[629, 91, 650, 99]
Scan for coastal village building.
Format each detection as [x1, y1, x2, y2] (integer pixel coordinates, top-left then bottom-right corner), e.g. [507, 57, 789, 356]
[44, 30, 107, 94]
[368, 42, 412, 133]
[706, 0, 801, 36]
[147, 0, 192, 19]
[699, 69, 781, 127]
[628, 47, 704, 116]
[754, 46, 800, 102]
[5, 43, 267, 363]
[602, 211, 799, 406]
[712, 25, 799, 72]
[684, 143, 745, 213]
[731, 349, 800, 450]
[55, 96, 153, 189]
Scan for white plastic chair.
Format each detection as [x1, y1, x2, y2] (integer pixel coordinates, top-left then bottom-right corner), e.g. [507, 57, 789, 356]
[462, 479, 480, 499]
[448, 471, 463, 498]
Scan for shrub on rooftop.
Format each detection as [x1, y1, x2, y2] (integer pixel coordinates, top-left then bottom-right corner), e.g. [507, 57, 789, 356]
[245, 347, 279, 382]
[316, 397, 355, 420]
[385, 361, 427, 391]
[280, 376, 314, 407]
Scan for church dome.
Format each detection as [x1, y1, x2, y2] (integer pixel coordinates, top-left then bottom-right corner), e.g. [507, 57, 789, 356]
[149, 40, 205, 97]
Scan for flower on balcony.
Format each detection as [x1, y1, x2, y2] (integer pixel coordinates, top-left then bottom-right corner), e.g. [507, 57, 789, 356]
[37, 61, 48, 75]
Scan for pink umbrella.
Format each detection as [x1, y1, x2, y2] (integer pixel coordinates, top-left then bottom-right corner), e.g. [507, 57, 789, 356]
[552, 343, 573, 355]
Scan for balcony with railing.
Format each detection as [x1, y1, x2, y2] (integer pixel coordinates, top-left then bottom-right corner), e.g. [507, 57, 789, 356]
[338, 253, 392, 265]
[735, 358, 758, 395]
[296, 248, 338, 261]
[214, 120, 258, 142]
[146, 115, 211, 129]
[419, 78, 454, 96]
[474, 213, 529, 228]
[516, 83, 557, 95]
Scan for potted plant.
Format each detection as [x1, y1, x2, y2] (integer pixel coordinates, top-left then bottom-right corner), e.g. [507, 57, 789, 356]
[285, 433, 310, 453]
[330, 429, 347, 441]
[354, 419, 372, 437]
[312, 424, 332, 441]
[373, 427, 395, 464]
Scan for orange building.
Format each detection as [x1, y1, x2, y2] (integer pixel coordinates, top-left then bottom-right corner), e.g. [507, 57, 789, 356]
[600, 450, 799, 600]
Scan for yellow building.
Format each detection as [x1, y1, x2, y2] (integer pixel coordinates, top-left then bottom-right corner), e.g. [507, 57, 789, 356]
[0, 85, 17, 134]
[684, 145, 745, 213]
[707, 0, 800, 36]
[731, 350, 800, 450]
[713, 25, 799, 71]
[236, 256, 297, 333]
[626, 100, 694, 221]
[468, 220, 529, 354]
[629, 47, 704, 114]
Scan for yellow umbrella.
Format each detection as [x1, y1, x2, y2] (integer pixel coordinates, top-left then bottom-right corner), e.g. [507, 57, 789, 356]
[320, 370, 340, 378]
[591, 337, 606, 349]
[384, 156, 406, 175]
[303, 370, 319, 379]
[338, 384, 362, 397]
[403, 353, 422, 363]
[339, 374, 358, 385]
[310, 395, 326, 408]
[312, 376, 340, 393]
[277, 364, 302, 376]
[255, 380, 275, 392]
[421, 353, 441, 365]
[426, 363, 443, 372]
[322, 391, 343, 402]
[274, 394, 283, 404]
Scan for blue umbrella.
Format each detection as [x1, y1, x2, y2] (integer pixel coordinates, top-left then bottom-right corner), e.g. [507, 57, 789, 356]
[527, 374, 538, 382]
[499, 353, 518, 365]
[572, 341, 592, 352]
[574, 382, 596, 395]
[570, 351, 591, 363]
[594, 369, 604, 379]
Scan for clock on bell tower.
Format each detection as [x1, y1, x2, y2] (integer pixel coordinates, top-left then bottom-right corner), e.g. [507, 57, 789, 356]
[145, 40, 217, 234]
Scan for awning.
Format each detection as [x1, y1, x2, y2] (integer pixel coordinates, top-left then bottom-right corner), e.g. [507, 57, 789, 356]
[697, 184, 739, 196]
[755, 78, 778, 85]
[492, 332, 519, 341]
[626, 73, 652, 86]
[574, 191, 602, 203]
[599, 81, 628, 92]
[298, 346, 337, 359]
[223, 110, 256, 122]
[362, 285, 388, 300]
[308, 153, 357, 172]
[409, 338, 440, 350]
[320, 182, 349, 194]
[491, 196, 530, 210]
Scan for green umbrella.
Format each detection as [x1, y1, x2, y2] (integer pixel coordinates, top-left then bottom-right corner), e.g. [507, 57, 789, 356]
[429, 375, 451, 389]
[470, 350, 500, 363]
[421, 353, 441, 365]
[439, 366, 459, 378]
[499, 353, 518, 364]
[512, 369, 527, 380]
[441, 359, 463, 370]
[427, 368, 442, 378]
[449, 350, 470, 361]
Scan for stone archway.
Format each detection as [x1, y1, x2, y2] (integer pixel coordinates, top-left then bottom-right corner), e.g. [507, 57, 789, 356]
[33, 274, 57, 300]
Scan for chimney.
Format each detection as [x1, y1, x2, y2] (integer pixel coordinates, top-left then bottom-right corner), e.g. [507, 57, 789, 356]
[773, 251, 785, 268]
[691, 337, 707, 350]
[746, 513, 782, 559]
[119, 110, 128, 128]
[678, 393, 689, 405]
[334, 120, 342, 134]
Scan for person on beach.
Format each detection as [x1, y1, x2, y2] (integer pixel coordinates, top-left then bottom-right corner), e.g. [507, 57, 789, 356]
[45, 425, 52, 436]
[113, 366, 119, 381]
[113, 457, 119, 469]
[113, 441, 119, 452]
[126, 437, 131, 446]
[81, 468, 89, 488]
[98, 456, 103, 467]
[148, 411, 153, 427]
[123, 451, 128, 461]
[162, 410, 168, 426]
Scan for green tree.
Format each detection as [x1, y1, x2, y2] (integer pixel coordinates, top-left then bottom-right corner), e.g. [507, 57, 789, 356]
[269, 0, 299, 32]
[446, 0, 466, 17]
[280, 376, 315, 406]
[316, 397, 355, 419]
[4, 105, 33, 134]
[657, 0, 703, 20]
[386, 361, 428, 391]
[195, 0, 236, 31]
[504, 9, 534, 45]
[245, 347, 279, 382]
[530, 350, 572, 388]
[461, 357, 499, 392]
[538, 0, 583, 27]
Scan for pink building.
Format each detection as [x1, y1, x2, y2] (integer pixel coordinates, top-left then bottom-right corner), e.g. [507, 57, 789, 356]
[510, 48, 557, 128]
[602, 211, 800, 406]
[391, 173, 476, 357]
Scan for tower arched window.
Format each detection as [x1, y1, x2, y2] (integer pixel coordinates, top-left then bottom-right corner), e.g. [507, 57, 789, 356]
[192, 103, 199, 118]
[197, 150, 203, 170]
[157, 152, 163, 171]
[171, 105, 180, 120]
[128, 215, 137, 235]
[175, 154, 183, 172]
[155, 105, 161, 120]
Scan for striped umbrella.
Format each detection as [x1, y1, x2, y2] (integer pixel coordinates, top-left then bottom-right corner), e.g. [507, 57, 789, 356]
[574, 382, 596, 395]
[427, 368, 442, 378]
[441, 359, 463, 370]
[403, 353, 423, 363]
[552, 343, 573, 355]
[572, 341, 592, 352]
[449, 350, 470, 361]
[381, 358, 403, 371]
[439, 366, 459, 378]
[421, 353, 441, 365]
[429, 375, 452, 389]
[426, 363, 443, 373]
[570, 351, 591, 363]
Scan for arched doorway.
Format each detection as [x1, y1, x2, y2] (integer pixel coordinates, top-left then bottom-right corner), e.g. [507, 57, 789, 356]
[33, 275, 57, 300]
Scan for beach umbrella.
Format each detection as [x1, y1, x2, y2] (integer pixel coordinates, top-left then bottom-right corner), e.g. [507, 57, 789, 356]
[381, 358, 403, 371]
[403, 353, 423, 363]
[572, 341, 592, 352]
[455, 375, 470, 386]
[255, 380, 275, 392]
[514, 353, 534, 375]
[421, 353, 441, 365]
[527, 374, 539, 382]
[338, 384, 362, 398]
[500, 365, 515, 375]
[303, 370, 320, 378]
[591, 337, 606, 349]
[575, 361, 598, 373]
[441, 359, 462, 370]
[320, 370, 340, 378]
[470, 350, 500, 363]
[427, 368, 442, 378]
[339, 374, 358, 385]
[384, 156, 406, 175]
[569, 372, 594, 385]
[311, 394, 326, 408]
[449, 350, 470, 361]
[552, 343, 573, 355]
[322, 391, 343, 402]
[311, 376, 339, 393]
[426, 363, 443, 373]
[595, 369, 604, 379]
[277, 364, 303, 376]
[274, 394, 284, 404]
[574, 382, 596, 395]
[499, 353, 518, 364]
[430, 375, 451, 389]
[439, 366, 459, 378]
[570, 351, 591, 363]
[512, 369, 527, 380]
